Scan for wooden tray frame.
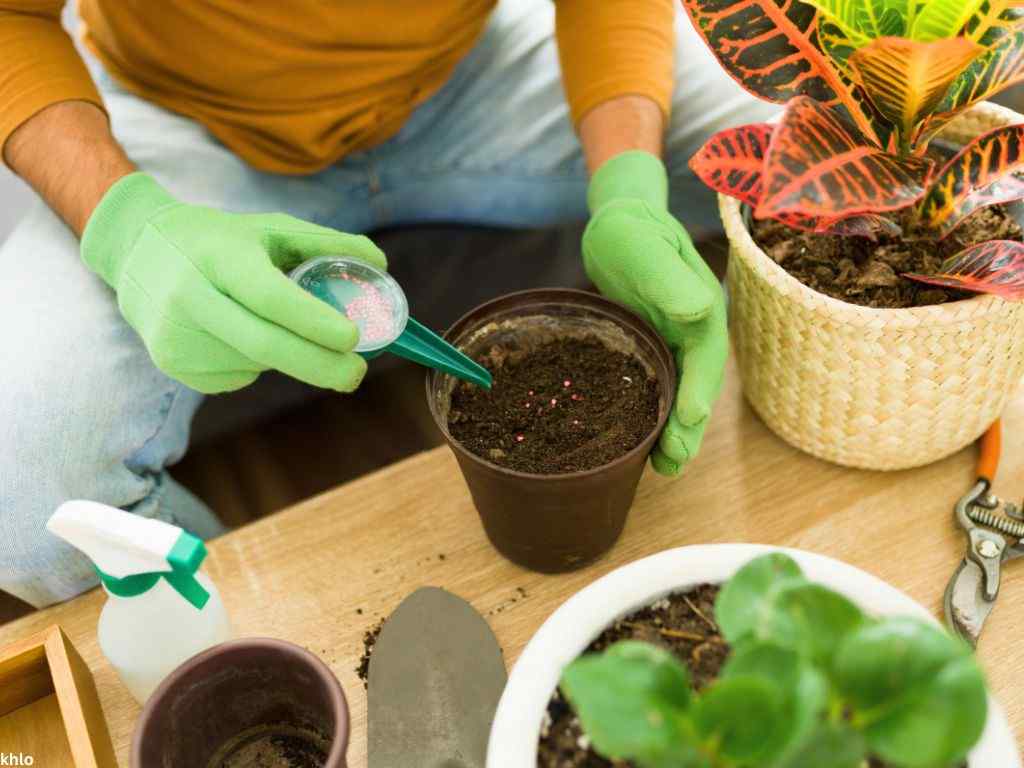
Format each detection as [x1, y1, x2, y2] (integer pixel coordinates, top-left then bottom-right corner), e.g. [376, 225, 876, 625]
[0, 624, 115, 767]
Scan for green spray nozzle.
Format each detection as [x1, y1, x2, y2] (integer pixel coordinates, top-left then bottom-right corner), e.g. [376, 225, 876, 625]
[95, 532, 210, 609]
[47, 501, 212, 610]
[289, 257, 492, 389]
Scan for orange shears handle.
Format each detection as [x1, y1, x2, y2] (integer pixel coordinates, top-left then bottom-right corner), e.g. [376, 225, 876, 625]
[978, 420, 1002, 485]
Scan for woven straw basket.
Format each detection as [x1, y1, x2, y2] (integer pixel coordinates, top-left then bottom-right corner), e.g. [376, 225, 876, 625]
[725, 103, 1024, 470]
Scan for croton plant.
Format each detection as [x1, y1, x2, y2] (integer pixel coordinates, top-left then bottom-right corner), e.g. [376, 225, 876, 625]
[686, 0, 1024, 299]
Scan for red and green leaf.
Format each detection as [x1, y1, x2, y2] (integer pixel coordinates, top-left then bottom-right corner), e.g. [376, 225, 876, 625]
[904, 240, 1024, 299]
[848, 37, 984, 141]
[819, 19, 861, 71]
[689, 122, 900, 239]
[756, 96, 935, 220]
[965, 1, 1024, 45]
[800, 0, 871, 43]
[909, 5, 1024, 147]
[682, 0, 881, 144]
[918, 125, 1024, 236]
[822, 212, 902, 237]
[816, 1, 909, 76]
[689, 124, 776, 207]
[775, 211, 901, 238]
[936, 28, 1024, 115]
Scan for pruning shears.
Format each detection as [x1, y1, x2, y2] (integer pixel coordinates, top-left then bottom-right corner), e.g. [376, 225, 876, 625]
[945, 421, 1024, 647]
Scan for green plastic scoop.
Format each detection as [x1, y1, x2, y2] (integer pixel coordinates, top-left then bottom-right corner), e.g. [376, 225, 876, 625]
[289, 256, 492, 389]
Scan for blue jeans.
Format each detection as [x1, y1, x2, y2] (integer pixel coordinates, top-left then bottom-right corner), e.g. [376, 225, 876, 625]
[0, 0, 772, 607]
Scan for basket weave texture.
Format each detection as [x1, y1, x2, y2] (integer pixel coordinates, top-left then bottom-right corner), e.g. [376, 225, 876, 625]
[724, 103, 1024, 470]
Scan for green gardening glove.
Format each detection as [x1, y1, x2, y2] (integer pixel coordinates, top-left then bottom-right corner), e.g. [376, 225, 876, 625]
[583, 151, 727, 476]
[81, 172, 386, 394]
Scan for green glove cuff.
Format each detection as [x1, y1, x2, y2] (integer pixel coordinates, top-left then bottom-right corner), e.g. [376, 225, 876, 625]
[81, 172, 178, 287]
[586, 150, 669, 215]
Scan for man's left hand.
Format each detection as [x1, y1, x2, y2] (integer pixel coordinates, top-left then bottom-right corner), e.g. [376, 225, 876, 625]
[583, 151, 728, 476]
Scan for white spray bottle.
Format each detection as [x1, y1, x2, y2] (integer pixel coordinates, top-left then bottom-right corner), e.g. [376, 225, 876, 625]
[47, 500, 231, 702]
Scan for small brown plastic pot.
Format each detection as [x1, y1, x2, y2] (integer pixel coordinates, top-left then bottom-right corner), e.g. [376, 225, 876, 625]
[132, 638, 348, 768]
[427, 288, 675, 573]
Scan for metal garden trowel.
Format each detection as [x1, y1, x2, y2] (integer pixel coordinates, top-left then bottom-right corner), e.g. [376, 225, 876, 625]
[368, 587, 507, 768]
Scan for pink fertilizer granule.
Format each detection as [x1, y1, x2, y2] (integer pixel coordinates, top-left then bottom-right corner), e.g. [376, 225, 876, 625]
[341, 272, 395, 345]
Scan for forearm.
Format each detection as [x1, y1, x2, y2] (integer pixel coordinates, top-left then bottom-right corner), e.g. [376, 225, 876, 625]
[4, 101, 135, 237]
[578, 95, 664, 175]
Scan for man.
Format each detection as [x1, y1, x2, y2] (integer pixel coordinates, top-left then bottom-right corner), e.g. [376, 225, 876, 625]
[0, 0, 771, 607]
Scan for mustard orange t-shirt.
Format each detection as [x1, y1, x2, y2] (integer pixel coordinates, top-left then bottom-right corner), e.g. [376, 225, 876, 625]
[0, 1, 675, 174]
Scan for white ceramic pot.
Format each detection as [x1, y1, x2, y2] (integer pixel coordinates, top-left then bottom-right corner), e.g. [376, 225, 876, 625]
[488, 544, 1021, 767]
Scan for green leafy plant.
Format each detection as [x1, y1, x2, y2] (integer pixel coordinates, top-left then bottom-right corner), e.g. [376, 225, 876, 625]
[685, 0, 1024, 300]
[559, 554, 988, 767]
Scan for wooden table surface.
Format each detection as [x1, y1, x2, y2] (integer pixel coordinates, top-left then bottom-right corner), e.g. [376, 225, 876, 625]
[2, 358, 1022, 766]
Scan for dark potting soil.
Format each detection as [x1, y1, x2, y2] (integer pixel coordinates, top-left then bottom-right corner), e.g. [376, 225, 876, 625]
[538, 584, 725, 768]
[752, 204, 1023, 308]
[356, 619, 384, 690]
[210, 724, 330, 768]
[536, 584, 963, 768]
[448, 337, 660, 474]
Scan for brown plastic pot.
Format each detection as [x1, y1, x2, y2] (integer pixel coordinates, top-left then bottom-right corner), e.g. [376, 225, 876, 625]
[132, 638, 349, 768]
[427, 288, 675, 573]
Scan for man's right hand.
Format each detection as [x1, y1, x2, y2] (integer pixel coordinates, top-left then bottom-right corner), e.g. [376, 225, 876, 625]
[80, 172, 386, 393]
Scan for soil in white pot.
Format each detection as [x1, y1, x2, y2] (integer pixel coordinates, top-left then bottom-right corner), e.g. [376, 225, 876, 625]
[536, 583, 966, 768]
[538, 584, 723, 767]
[448, 337, 660, 474]
[752, 205, 1023, 309]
